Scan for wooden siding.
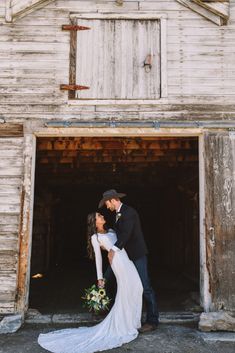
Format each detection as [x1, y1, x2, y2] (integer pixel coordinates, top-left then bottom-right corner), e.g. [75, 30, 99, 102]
[0, 135, 24, 314]
[0, 0, 234, 315]
[0, 1, 234, 120]
[204, 132, 235, 311]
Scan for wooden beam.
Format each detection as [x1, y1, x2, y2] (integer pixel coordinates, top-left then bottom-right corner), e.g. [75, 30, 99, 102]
[16, 134, 36, 313]
[37, 154, 198, 164]
[176, 0, 228, 25]
[10, 0, 55, 22]
[68, 18, 77, 99]
[192, 0, 229, 21]
[0, 124, 23, 137]
[202, 1, 229, 2]
[37, 137, 198, 151]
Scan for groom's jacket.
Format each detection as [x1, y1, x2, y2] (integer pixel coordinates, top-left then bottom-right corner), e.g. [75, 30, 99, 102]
[113, 204, 148, 261]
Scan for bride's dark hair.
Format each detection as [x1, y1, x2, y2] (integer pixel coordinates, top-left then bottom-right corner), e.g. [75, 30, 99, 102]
[87, 212, 97, 260]
[87, 212, 108, 260]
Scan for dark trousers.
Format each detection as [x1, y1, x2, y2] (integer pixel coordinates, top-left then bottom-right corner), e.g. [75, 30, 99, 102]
[104, 255, 159, 325]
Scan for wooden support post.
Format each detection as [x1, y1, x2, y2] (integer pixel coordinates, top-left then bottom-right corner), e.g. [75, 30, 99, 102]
[16, 134, 36, 313]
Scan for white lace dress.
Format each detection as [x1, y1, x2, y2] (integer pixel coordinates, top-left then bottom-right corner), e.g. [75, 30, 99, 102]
[38, 230, 143, 353]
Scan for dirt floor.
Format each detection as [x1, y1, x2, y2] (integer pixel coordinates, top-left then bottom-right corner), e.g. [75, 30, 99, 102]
[0, 323, 235, 353]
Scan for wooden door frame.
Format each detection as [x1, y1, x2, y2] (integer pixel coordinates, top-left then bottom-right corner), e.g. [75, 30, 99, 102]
[16, 126, 211, 313]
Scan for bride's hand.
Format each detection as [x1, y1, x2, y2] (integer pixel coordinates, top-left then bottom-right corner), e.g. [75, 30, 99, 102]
[98, 279, 105, 288]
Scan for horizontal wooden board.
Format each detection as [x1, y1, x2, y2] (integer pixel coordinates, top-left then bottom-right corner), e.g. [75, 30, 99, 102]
[0, 137, 24, 149]
[0, 223, 19, 233]
[0, 236, 19, 252]
[0, 177, 23, 186]
[0, 291, 16, 301]
[0, 302, 15, 314]
[0, 214, 20, 225]
[0, 124, 23, 137]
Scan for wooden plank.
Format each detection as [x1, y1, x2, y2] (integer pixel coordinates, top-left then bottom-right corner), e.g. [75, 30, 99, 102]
[11, 0, 55, 21]
[0, 237, 18, 252]
[16, 134, 36, 313]
[0, 136, 23, 313]
[160, 18, 168, 98]
[0, 291, 16, 301]
[204, 132, 235, 310]
[68, 18, 77, 99]
[176, 0, 223, 25]
[0, 177, 23, 186]
[0, 223, 19, 233]
[0, 302, 15, 314]
[0, 124, 23, 137]
[192, 0, 229, 20]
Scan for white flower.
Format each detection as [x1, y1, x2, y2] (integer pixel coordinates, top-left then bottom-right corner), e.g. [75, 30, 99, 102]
[116, 212, 122, 222]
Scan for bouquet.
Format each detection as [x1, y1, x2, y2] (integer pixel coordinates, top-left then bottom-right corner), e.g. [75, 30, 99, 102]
[82, 284, 111, 314]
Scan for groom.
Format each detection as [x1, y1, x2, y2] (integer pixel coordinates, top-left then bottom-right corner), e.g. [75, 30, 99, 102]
[98, 189, 159, 333]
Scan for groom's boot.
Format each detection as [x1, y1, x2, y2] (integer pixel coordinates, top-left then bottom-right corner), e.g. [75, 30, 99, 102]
[138, 323, 158, 333]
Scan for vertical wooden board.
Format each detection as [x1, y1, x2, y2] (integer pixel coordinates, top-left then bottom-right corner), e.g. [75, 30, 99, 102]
[0, 136, 24, 314]
[76, 18, 160, 100]
[204, 132, 235, 311]
[16, 134, 36, 313]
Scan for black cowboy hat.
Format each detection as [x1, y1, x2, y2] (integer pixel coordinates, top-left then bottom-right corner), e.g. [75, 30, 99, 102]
[98, 189, 126, 208]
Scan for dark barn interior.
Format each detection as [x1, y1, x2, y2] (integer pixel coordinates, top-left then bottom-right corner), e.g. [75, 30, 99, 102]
[29, 136, 201, 314]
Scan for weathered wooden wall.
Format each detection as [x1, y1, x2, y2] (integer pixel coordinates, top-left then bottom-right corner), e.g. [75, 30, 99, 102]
[0, 0, 235, 122]
[204, 132, 235, 311]
[0, 125, 24, 314]
[0, 0, 235, 315]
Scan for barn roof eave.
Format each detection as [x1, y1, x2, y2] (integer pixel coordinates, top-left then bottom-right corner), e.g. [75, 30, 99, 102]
[5, 0, 55, 23]
[176, 0, 230, 26]
[5, 0, 230, 25]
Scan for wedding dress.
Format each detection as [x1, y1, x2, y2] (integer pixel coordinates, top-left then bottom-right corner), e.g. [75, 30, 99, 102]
[38, 229, 143, 353]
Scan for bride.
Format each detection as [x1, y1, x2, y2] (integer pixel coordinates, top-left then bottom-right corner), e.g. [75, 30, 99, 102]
[38, 212, 143, 353]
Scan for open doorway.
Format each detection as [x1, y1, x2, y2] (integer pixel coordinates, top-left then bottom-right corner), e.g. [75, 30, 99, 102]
[29, 136, 200, 313]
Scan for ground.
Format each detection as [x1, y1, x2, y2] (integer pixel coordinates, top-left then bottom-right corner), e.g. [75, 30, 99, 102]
[0, 323, 235, 353]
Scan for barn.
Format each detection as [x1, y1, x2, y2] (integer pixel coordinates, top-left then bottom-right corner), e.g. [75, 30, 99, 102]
[0, 0, 234, 331]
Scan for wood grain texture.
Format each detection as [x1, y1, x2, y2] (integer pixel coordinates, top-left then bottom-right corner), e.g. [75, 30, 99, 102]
[0, 124, 23, 137]
[204, 132, 235, 310]
[0, 137, 23, 314]
[76, 18, 160, 99]
[0, 0, 234, 316]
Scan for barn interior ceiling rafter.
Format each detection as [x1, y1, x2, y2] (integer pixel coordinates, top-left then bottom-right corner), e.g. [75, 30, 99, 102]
[37, 136, 199, 176]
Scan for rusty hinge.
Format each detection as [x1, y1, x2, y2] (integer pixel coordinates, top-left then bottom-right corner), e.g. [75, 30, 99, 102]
[62, 25, 91, 31]
[60, 84, 90, 91]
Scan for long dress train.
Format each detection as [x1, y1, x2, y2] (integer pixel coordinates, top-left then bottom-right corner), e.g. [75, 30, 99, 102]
[38, 230, 143, 353]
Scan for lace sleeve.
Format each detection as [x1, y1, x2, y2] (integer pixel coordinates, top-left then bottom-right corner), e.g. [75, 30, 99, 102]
[91, 234, 103, 280]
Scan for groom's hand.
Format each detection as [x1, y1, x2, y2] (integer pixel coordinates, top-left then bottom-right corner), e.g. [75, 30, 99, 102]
[108, 249, 115, 265]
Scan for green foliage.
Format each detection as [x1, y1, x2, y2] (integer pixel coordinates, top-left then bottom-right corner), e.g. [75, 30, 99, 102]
[82, 284, 111, 314]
